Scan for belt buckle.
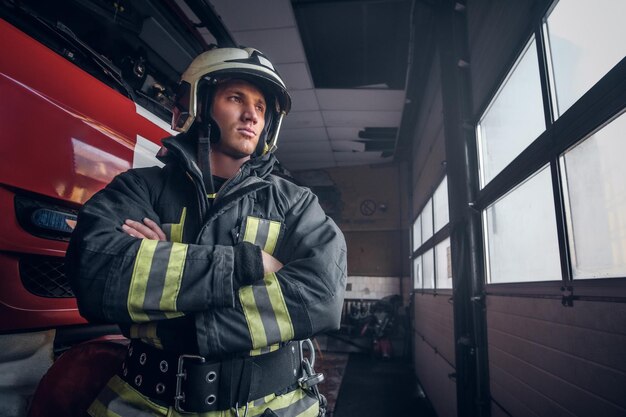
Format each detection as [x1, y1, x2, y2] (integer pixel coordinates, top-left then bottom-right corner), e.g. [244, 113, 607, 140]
[174, 354, 206, 413]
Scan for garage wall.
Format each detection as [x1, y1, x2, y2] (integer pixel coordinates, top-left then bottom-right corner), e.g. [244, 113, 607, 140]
[411, 49, 445, 214]
[295, 163, 407, 306]
[413, 325, 457, 417]
[408, 40, 457, 414]
[487, 296, 626, 416]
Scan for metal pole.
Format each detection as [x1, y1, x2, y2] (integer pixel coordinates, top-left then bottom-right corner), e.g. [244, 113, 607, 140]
[435, 1, 490, 416]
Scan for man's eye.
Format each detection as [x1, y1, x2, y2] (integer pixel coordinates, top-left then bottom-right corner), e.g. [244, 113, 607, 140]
[256, 105, 265, 113]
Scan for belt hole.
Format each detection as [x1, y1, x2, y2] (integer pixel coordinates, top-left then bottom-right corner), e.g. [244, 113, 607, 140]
[156, 383, 166, 394]
[135, 375, 143, 386]
[160, 360, 169, 373]
[123, 368, 128, 377]
[139, 353, 147, 365]
[206, 371, 217, 383]
[128, 346, 134, 356]
[206, 394, 216, 405]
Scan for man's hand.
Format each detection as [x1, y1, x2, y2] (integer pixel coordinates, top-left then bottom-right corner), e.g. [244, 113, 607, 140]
[122, 218, 166, 241]
[261, 250, 283, 274]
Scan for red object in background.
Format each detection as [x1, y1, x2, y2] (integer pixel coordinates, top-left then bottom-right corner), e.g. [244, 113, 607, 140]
[373, 338, 393, 359]
[0, 17, 170, 332]
[28, 338, 128, 417]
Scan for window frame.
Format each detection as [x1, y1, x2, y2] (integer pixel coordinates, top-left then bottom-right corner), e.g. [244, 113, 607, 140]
[410, 174, 451, 295]
[476, 35, 546, 188]
[471, 0, 626, 298]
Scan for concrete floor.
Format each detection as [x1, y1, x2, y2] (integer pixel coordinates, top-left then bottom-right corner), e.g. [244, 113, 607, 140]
[317, 353, 437, 417]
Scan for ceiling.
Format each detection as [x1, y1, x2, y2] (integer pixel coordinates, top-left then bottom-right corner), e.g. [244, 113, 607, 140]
[176, 0, 413, 172]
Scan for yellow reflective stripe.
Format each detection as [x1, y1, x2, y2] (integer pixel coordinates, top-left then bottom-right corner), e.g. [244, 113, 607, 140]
[294, 400, 319, 417]
[239, 273, 294, 349]
[127, 239, 158, 322]
[239, 285, 267, 348]
[264, 388, 315, 416]
[249, 347, 263, 356]
[235, 388, 310, 417]
[87, 398, 120, 417]
[92, 378, 313, 417]
[264, 220, 281, 255]
[160, 242, 187, 319]
[265, 273, 295, 341]
[130, 323, 163, 349]
[207, 193, 217, 199]
[249, 343, 280, 356]
[243, 216, 260, 244]
[145, 323, 163, 349]
[107, 375, 168, 415]
[129, 324, 139, 339]
[169, 207, 187, 243]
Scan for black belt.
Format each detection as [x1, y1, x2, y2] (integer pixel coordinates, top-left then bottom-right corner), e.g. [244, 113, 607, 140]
[120, 340, 302, 413]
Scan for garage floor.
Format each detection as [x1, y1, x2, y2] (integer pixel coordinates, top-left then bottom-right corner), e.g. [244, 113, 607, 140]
[317, 353, 437, 417]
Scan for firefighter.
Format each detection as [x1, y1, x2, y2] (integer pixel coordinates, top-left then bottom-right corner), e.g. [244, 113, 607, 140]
[66, 46, 347, 417]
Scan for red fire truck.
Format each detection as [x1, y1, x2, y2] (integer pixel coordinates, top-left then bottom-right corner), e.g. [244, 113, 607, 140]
[0, 2, 233, 415]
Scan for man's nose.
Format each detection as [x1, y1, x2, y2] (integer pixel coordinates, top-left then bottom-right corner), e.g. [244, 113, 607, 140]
[242, 103, 258, 123]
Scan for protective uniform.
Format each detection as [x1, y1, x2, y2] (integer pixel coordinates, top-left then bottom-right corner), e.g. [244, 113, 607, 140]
[66, 47, 347, 417]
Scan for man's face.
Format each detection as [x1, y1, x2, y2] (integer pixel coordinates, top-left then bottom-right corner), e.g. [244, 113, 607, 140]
[210, 79, 266, 159]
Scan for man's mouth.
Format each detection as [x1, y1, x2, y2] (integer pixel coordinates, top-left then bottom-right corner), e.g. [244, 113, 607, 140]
[238, 127, 256, 138]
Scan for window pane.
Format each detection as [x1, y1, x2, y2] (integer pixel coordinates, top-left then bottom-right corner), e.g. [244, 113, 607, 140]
[561, 111, 626, 279]
[433, 177, 449, 232]
[423, 249, 435, 289]
[436, 238, 452, 289]
[484, 166, 561, 283]
[545, 0, 626, 117]
[412, 215, 422, 251]
[413, 256, 422, 289]
[477, 38, 546, 186]
[421, 200, 433, 243]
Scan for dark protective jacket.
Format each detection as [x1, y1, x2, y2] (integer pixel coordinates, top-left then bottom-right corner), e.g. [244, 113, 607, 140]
[66, 131, 347, 358]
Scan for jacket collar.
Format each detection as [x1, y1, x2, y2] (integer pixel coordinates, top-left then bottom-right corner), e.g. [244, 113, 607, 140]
[156, 130, 277, 182]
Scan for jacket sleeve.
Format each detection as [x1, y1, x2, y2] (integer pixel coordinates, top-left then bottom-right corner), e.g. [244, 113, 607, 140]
[66, 169, 243, 325]
[197, 188, 347, 356]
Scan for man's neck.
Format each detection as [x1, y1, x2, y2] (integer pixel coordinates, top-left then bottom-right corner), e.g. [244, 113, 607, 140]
[209, 151, 250, 178]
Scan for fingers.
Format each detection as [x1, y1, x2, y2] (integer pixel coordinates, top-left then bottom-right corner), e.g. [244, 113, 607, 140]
[121, 224, 145, 239]
[122, 218, 166, 241]
[261, 250, 283, 274]
[141, 218, 167, 241]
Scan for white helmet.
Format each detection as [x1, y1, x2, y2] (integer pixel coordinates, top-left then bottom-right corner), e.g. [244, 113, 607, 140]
[171, 46, 291, 154]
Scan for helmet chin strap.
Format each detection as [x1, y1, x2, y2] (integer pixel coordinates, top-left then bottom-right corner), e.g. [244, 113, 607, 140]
[197, 123, 215, 195]
[264, 112, 286, 155]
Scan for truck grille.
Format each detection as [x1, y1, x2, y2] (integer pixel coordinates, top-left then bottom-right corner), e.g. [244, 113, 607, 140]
[20, 256, 74, 298]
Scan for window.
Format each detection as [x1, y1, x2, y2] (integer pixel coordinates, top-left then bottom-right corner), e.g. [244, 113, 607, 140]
[433, 177, 449, 233]
[412, 215, 422, 251]
[561, 111, 626, 279]
[413, 256, 422, 289]
[477, 38, 546, 186]
[421, 199, 433, 243]
[475, 0, 626, 288]
[544, 0, 626, 117]
[422, 249, 435, 289]
[484, 167, 561, 283]
[435, 238, 452, 289]
[411, 176, 450, 291]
